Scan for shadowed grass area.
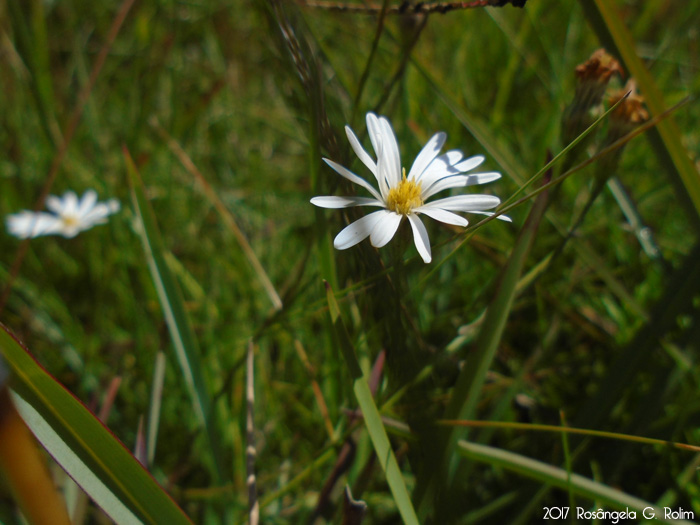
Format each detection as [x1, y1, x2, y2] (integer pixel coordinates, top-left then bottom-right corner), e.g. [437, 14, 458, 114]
[1, 0, 699, 523]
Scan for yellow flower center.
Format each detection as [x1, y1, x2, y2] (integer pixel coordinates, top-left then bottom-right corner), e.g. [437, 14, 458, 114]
[386, 169, 423, 215]
[61, 215, 79, 228]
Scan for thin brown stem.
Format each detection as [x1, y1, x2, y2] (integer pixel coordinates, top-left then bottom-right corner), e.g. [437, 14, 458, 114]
[149, 116, 283, 311]
[246, 341, 259, 525]
[299, 0, 525, 15]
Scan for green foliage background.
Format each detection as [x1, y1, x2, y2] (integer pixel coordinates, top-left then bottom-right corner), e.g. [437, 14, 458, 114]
[1, 0, 699, 522]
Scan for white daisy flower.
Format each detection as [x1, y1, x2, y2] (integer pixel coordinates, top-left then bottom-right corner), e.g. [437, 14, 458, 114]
[6, 190, 120, 239]
[311, 112, 510, 263]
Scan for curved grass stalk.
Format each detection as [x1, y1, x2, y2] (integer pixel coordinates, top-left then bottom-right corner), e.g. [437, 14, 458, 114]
[439, 419, 700, 453]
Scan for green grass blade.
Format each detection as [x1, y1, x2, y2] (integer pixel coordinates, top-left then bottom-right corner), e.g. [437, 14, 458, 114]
[456, 439, 693, 525]
[0, 324, 192, 525]
[147, 351, 166, 467]
[6, 0, 61, 146]
[439, 419, 700, 453]
[449, 178, 549, 438]
[123, 148, 224, 482]
[579, 0, 700, 225]
[324, 282, 419, 525]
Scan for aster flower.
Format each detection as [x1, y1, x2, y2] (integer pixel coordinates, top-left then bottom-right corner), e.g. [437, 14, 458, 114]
[311, 112, 509, 263]
[6, 190, 120, 239]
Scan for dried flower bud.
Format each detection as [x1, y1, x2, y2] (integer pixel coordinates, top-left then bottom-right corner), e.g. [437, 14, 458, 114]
[575, 49, 624, 94]
[562, 49, 624, 147]
[573, 49, 623, 110]
[607, 80, 649, 139]
[559, 50, 624, 177]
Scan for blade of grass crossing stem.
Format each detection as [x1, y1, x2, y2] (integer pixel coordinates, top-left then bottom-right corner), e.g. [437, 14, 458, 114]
[147, 351, 166, 467]
[124, 148, 224, 482]
[324, 282, 419, 525]
[0, 324, 192, 524]
[456, 439, 694, 525]
[580, 0, 700, 225]
[417, 174, 551, 516]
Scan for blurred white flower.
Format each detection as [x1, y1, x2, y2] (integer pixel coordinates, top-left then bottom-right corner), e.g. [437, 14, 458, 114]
[311, 112, 509, 263]
[6, 190, 120, 239]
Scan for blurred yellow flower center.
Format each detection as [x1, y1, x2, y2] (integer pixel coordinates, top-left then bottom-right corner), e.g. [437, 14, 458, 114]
[386, 169, 423, 215]
[61, 215, 79, 228]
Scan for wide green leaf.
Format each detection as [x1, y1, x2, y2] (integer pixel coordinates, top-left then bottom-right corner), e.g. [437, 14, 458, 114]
[0, 323, 192, 524]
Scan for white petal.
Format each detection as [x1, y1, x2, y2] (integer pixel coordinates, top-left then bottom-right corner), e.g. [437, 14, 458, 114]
[407, 214, 431, 263]
[369, 211, 402, 248]
[322, 158, 384, 202]
[374, 135, 391, 198]
[453, 155, 485, 173]
[366, 113, 382, 159]
[334, 210, 386, 250]
[408, 132, 446, 181]
[80, 203, 114, 225]
[418, 151, 465, 186]
[310, 196, 382, 209]
[465, 172, 501, 185]
[61, 191, 79, 215]
[439, 150, 465, 166]
[6, 212, 61, 239]
[425, 194, 501, 212]
[77, 190, 98, 217]
[46, 194, 66, 214]
[378, 116, 401, 187]
[345, 125, 377, 178]
[469, 210, 513, 222]
[416, 207, 469, 227]
[422, 172, 502, 200]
